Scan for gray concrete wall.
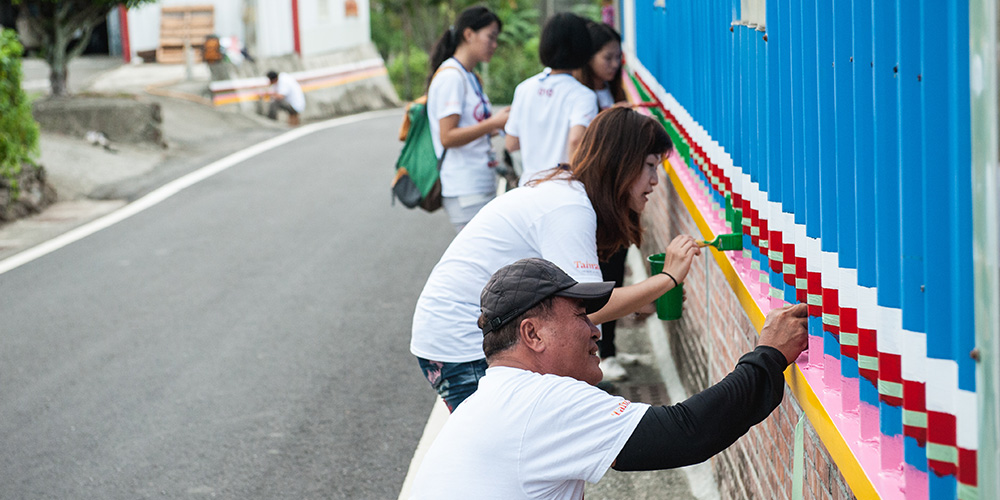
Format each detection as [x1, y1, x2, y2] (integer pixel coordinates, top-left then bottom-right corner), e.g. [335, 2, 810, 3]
[211, 42, 399, 121]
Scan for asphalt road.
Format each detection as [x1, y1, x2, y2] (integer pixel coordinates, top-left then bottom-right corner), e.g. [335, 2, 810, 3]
[0, 112, 453, 499]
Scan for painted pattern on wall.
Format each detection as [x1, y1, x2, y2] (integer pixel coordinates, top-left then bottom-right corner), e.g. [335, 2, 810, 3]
[621, 0, 978, 498]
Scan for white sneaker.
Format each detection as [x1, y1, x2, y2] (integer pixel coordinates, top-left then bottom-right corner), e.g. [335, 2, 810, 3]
[600, 356, 628, 382]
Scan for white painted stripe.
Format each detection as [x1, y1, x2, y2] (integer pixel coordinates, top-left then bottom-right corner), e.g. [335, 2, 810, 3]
[398, 397, 450, 500]
[766, 199, 785, 232]
[821, 251, 840, 290]
[877, 306, 904, 355]
[839, 268, 859, 310]
[925, 358, 958, 412]
[806, 236, 822, 273]
[0, 109, 402, 276]
[794, 224, 808, 256]
[622, 0, 638, 58]
[857, 286, 879, 332]
[956, 389, 978, 450]
[900, 328, 928, 381]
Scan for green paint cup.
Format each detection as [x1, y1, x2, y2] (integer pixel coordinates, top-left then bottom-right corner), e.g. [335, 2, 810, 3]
[647, 253, 684, 320]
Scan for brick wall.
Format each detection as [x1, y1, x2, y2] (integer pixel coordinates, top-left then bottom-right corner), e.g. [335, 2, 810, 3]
[640, 169, 857, 500]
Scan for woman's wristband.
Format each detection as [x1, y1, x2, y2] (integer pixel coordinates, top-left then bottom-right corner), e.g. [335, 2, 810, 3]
[660, 271, 679, 288]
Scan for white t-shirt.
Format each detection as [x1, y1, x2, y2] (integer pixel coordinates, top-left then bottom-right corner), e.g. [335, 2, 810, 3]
[410, 366, 650, 499]
[273, 73, 305, 113]
[505, 70, 598, 184]
[410, 178, 604, 362]
[596, 86, 615, 110]
[427, 58, 497, 197]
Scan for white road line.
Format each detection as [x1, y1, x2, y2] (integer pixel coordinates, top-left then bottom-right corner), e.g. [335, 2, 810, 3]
[397, 397, 450, 499]
[0, 108, 402, 276]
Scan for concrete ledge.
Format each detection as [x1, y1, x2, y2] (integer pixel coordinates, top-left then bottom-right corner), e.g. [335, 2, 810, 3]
[32, 96, 166, 147]
[206, 43, 400, 121]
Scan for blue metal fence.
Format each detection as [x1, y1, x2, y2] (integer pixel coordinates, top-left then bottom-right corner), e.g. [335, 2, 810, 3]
[626, 0, 977, 497]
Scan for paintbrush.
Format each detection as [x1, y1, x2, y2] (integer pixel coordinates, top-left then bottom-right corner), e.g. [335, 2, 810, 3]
[697, 233, 743, 251]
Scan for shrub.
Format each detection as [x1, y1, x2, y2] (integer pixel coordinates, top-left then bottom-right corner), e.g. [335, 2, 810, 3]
[387, 45, 430, 102]
[0, 29, 40, 196]
[484, 6, 543, 104]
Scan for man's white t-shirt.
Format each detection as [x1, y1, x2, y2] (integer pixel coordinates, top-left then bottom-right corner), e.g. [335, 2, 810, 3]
[505, 70, 598, 184]
[410, 366, 650, 499]
[410, 178, 604, 363]
[427, 58, 497, 197]
[273, 73, 305, 113]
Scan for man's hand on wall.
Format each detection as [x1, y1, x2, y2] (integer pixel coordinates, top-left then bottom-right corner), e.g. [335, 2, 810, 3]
[758, 303, 809, 365]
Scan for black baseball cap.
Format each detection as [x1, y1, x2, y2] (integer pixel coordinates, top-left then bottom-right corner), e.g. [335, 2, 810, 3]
[480, 258, 615, 335]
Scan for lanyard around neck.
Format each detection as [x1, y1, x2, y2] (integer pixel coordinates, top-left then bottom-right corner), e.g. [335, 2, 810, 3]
[452, 58, 490, 118]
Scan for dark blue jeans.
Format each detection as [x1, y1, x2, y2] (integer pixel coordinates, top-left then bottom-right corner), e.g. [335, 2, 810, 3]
[417, 357, 489, 412]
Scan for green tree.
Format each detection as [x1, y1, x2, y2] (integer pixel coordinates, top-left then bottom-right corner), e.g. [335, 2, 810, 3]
[371, 0, 547, 103]
[0, 28, 40, 194]
[14, 0, 158, 96]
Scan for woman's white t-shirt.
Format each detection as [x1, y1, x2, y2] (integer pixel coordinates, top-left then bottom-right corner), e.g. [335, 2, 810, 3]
[409, 366, 650, 499]
[596, 86, 615, 110]
[505, 70, 599, 184]
[426, 58, 497, 197]
[410, 178, 604, 362]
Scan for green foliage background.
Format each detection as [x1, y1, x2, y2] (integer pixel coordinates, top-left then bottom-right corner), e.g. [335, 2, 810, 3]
[0, 29, 40, 195]
[373, 0, 602, 104]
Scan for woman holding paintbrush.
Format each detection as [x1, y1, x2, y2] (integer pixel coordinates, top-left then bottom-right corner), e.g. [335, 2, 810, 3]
[410, 107, 701, 411]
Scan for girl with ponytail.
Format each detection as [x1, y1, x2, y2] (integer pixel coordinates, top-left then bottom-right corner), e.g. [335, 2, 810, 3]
[426, 6, 510, 233]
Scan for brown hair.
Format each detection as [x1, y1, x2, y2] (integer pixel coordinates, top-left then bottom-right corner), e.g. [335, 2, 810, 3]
[536, 108, 672, 260]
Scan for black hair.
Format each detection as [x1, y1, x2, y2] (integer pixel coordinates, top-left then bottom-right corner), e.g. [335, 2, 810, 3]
[538, 13, 593, 70]
[480, 297, 554, 360]
[266, 70, 278, 81]
[427, 5, 502, 88]
[578, 21, 626, 104]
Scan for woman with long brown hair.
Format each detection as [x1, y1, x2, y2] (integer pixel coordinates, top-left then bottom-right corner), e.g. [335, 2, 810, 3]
[410, 107, 700, 411]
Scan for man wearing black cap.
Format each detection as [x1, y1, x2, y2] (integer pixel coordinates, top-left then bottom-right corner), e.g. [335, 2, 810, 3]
[409, 258, 809, 499]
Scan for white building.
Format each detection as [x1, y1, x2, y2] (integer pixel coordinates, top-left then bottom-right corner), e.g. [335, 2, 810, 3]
[123, 0, 371, 62]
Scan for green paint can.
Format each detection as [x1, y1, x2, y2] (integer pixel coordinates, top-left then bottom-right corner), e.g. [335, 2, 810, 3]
[647, 253, 684, 321]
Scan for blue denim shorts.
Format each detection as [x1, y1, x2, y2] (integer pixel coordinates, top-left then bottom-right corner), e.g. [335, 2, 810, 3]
[417, 357, 489, 412]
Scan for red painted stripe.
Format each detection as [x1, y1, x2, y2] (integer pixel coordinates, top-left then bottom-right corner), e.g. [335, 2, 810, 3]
[927, 411, 957, 446]
[807, 271, 823, 316]
[758, 217, 768, 250]
[783, 242, 798, 286]
[119, 6, 131, 63]
[839, 307, 858, 359]
[291, 0, 302, 55]
[632, 73, 665, 109]
[768, 229, 783, 273]
[928, 459, 958, 477]
[822, 287, 840, 336]
[879, 353, 903, 406]
[747, 208, 760, 245]
[858, 328, 878, 384]
[928, 411, 958, 475]
[903, 380, 928, 444]
[795, 257, 808, 303]
[958, 448, 977, 486]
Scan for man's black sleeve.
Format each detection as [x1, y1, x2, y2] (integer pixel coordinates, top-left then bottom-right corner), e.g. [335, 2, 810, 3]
[612, 346, 789, 471]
